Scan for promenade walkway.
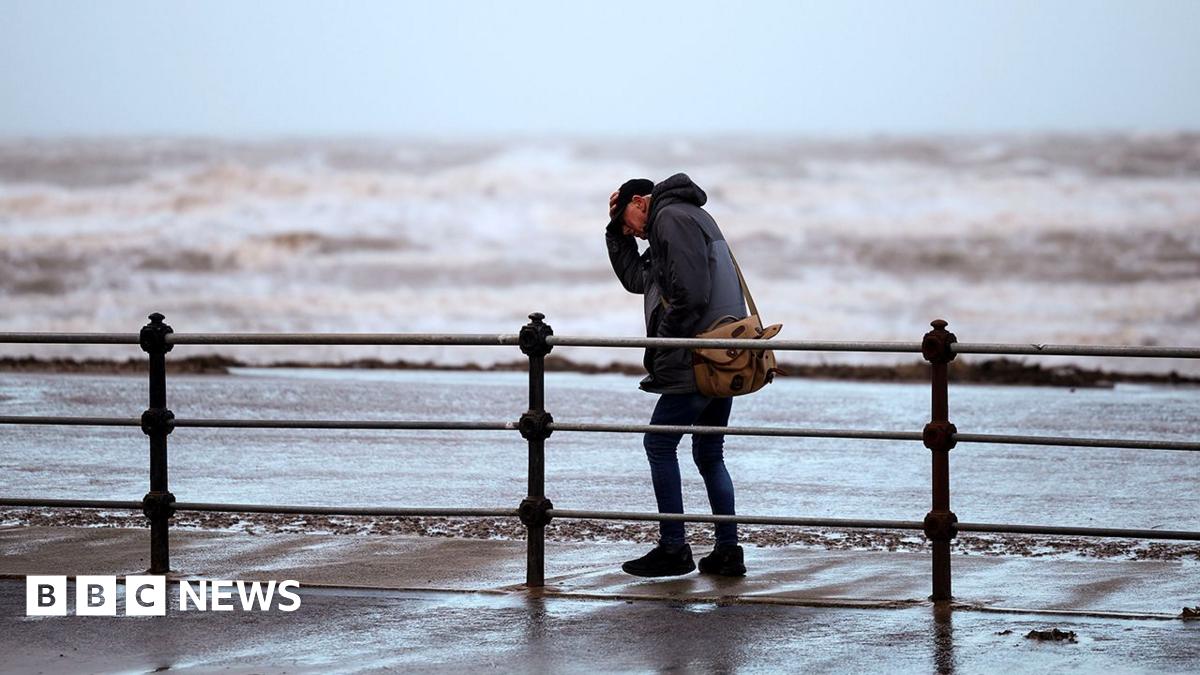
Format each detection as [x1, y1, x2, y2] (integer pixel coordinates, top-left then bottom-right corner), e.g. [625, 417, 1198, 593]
[2, 526, 1197, 672]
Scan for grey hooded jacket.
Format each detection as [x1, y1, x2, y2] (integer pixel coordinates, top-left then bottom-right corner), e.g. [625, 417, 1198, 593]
[605, 173, 747, 394]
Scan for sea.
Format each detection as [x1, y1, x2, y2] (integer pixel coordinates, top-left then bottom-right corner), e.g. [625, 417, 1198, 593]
[1, 135, 1198, 374]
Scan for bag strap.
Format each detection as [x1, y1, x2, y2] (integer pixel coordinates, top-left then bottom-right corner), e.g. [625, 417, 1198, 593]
[728, 249, 759, 317]
[658, 242, 762, 319]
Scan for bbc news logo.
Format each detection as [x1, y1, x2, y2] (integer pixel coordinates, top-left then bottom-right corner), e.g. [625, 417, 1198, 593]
[26, 576, 301, 616]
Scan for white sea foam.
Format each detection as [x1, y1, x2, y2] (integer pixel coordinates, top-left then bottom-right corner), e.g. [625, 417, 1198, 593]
[1, 136, 1198, 372]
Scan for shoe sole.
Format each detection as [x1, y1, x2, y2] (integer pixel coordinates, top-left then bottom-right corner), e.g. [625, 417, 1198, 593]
[621, 562, 696, 578]
[698, 568, 746, 577]
[698, 562, 746, 577]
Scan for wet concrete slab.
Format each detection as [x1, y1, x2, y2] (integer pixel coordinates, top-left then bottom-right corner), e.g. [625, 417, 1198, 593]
[2, 581, 1199, 673]
[1, 527, 1199, 672]
[1, 526, 1195, 618]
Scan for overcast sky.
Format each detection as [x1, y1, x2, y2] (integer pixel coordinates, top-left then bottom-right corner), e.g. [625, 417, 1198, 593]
[2, 0, 1198, 137]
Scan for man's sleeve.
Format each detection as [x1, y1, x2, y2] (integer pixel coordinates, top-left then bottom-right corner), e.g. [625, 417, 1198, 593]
[606, 225, 646, 294]
[654, 211, 711, 338]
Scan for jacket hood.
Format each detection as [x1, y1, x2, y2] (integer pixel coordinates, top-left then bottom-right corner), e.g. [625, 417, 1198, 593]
[649, 173, 707, 223]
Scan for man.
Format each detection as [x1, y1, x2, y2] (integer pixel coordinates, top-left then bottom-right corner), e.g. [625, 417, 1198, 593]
[605, 173, 747, 577]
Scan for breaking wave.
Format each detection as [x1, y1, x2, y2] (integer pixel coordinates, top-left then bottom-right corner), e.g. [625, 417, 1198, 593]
[2, 135, 1199, 372]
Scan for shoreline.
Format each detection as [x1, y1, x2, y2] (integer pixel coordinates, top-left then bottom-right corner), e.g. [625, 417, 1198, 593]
[2, 508, 1197, 561]
[1, 354, 1198, 388]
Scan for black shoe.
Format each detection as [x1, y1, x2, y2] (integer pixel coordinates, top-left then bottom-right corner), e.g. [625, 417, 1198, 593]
[621, 544, 696, 577]
[698, 544, 746, 577]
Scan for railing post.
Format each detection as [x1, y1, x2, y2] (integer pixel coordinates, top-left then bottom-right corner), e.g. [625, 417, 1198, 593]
[517, 312, 554, 588]
[139, 312, 176, 574]
[922, 319, 958, 602]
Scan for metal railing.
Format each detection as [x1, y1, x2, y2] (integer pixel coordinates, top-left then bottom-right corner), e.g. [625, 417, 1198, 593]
[2, 312, 1198, 603]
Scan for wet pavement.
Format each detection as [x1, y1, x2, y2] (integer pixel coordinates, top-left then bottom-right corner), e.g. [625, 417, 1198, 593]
[4, 582, 1200, 674]
[1, 527, 1198, 672]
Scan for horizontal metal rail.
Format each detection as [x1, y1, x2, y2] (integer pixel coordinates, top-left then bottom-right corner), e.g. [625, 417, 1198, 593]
[550, 422, 924, 442]
[548, 335, 924, 352]
[557, 424, 1200, 451]
[0, 498, 517, 518]
[952, 342, 1200, 359]
[0, 415, 518, 431]
[172, 419, 515, 431]
[0, 416, 141, 426]
[2, 331, 1197, 359]
[956, 522, 1200, 541]
[167, 333, 521, 346]
[174, 503, 518, 518]
[548, 509, 924, 530]
[955, 432, 1200, 452]
[0, 498, 143, 510]
[549, 510, 1200, 541]
[0, 333, 140, 344]
[0, 416, 1194, 453]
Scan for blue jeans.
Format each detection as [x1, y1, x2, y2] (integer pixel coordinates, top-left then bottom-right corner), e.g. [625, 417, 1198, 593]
[643, 393, 737, 547]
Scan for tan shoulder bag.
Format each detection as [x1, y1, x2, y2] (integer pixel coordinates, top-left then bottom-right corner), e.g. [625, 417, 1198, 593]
[691, 252, 783, 397]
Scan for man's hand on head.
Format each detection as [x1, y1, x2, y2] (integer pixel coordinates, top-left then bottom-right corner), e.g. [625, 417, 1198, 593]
[606, 190, 625, 237]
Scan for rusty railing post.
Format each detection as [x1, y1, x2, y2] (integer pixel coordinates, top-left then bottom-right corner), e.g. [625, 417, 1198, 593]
[517, 312, 554, 588]
[922, 319, 958, 602]
[140, 312, 176, 574]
